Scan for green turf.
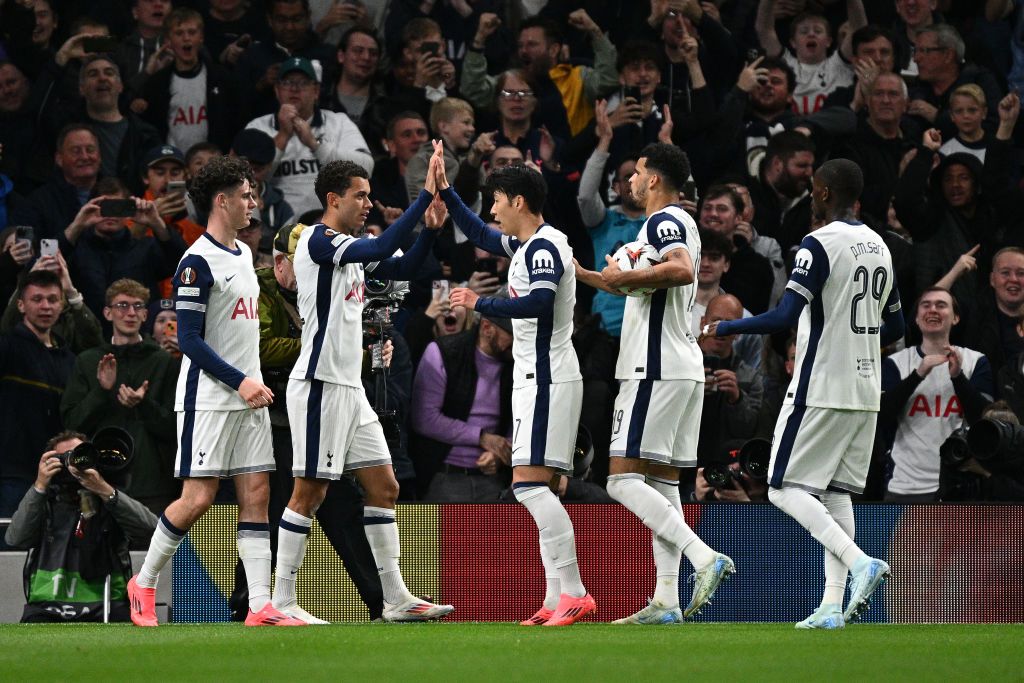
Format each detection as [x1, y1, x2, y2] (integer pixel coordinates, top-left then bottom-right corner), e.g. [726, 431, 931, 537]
[1, 623, 1020, 681]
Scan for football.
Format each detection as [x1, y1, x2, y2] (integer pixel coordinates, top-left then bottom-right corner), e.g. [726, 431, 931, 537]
[610, 241, 660, 297]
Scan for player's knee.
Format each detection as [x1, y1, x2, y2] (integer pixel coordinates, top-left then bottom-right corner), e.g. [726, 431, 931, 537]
[180, 488, 217, 518]
[366, 476, 399, 508]
[767, 486, 789, 509]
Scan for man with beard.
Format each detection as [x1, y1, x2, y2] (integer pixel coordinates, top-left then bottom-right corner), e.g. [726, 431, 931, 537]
[748, 130, 815, 254]
[461, 12, 618, 139]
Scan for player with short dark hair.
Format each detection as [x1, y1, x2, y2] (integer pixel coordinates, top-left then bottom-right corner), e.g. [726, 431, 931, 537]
[577, 142, 734, 624]
[128, 156, 305, 628]
[702, 158, 905, 629]
[442, 145, 593, 627]
[273, 151, 454, 623]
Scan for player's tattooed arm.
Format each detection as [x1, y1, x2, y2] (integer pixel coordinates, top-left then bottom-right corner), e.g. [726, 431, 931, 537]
[600, 248, 692, 290]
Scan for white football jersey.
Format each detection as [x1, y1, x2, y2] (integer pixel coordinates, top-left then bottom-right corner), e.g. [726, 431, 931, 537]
[784, 220, 900, 410]
[290, 223, 370, 388]
[884, 346, 991, 495]
[174, 233, 263, 411]
[785, 51, 854, 115]
[616, 205, 704, 382]
[505, 225, 581, 388]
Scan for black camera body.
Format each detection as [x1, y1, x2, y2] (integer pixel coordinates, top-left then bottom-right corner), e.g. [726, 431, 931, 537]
[703, 438, 771, 489]
[361, 276, 409, 448]
[52, 427, 135, 486]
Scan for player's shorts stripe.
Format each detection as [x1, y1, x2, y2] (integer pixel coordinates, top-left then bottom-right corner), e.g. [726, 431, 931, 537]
[625, 379, 654, 458]
[770, 404, 806, 488]
[305, 266, 334, 379]
[175, 301, 206, 312]
[304, 379, 325, 478]
[646, 289, 667, 379]
[531, 383, 550, 466]
[793, 295, 826, 404]
[179, 410, 196, 478]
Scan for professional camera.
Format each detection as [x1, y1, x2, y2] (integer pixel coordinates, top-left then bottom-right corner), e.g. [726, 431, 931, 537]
[966, 419, 1024, 471]
[939, 426, 971, 468]
[703, 438, 771, 489]
[362, 276, 409, 372]
[362, 276, 409, 447]
[52, 427, 135, 494]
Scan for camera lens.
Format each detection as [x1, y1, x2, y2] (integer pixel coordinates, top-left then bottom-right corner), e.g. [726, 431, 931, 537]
[702, 463, 733, 489]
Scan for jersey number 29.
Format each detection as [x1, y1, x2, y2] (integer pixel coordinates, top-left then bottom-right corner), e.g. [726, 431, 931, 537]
[850, 265, 887, 335]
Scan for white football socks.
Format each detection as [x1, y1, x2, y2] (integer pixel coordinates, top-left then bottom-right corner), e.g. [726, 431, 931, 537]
[537, 535, 562, 610]
[237, 522, 272, 612]
[137, 514, 186, 588]
[647, 475, 685, 607]
[363, 506, 416, 606]
[768, 487, 865, 569]
[820, 491, 855, 607]
[607, 473, 715, 603]
[513, 483, 586, 598]
[273, 508, 312, 608]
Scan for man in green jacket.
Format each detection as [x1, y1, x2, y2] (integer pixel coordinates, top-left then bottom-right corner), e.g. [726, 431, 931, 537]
[60, 279, 179, 516]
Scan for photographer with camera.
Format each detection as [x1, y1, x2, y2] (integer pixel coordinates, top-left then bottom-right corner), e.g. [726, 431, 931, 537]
[60, 279, 180, 515]
[938, 401, 1024, 502]
[694, 294, 765, 482]
[880, 287, 993, 502]
[4, 429, 157, 622]
[694, 438, 770, 503]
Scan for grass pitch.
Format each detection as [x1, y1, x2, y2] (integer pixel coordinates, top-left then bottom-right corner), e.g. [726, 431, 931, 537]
[1, 622, 1020, 681]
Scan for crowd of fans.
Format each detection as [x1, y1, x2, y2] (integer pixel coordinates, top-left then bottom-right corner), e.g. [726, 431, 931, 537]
[3, 0, 1024, 527]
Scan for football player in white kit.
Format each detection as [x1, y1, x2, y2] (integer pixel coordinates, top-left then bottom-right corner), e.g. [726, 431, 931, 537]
[272, 152, 455, 623]
[576, 143, 734, 624]
[439, 143, 594, 627]
[702, 158, 906, 628]
[129, 156, 304, 627]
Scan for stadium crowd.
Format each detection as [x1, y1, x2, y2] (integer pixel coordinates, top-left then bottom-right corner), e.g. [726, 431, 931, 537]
[3, 0, 1024, 536]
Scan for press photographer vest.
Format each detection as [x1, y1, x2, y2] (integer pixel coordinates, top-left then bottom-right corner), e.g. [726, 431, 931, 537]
[22, 495, 131, 622]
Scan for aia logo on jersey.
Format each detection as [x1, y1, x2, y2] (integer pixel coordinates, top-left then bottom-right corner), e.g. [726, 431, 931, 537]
[655, 222, 681, 241]
[180, 267, 197, 285]
[231, 297, 258, 319]
[908, 394, 963, 418]
[793, 248, 813, 276]
[345, 282, 365, 302]
[531, 249, 555, 275]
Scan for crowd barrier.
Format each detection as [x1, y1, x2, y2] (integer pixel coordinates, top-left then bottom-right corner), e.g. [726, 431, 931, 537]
[173, 503, 1024, 623]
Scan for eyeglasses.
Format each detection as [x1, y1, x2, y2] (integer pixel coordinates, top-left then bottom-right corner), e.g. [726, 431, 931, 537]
[278, 78, 314, 90]
[499, 89, 534, 100]
[108, 302, 146, 312]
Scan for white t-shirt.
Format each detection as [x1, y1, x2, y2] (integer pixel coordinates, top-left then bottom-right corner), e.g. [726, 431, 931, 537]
[784, 220, 900, 410]
[785, 50, 854, 115]
[884, 346, 991, 495]
[617, 205, 704, 382]
[167, 65, 209, 152]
